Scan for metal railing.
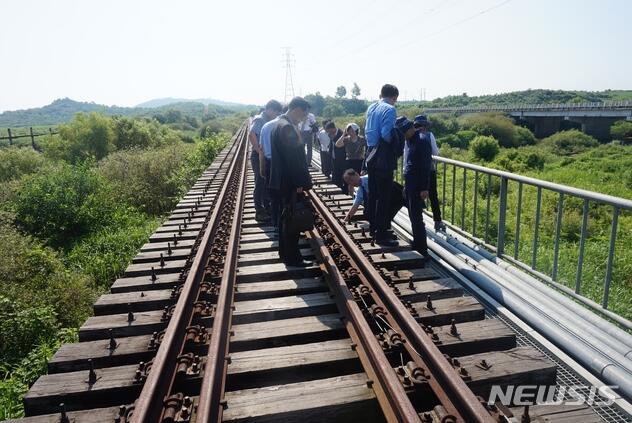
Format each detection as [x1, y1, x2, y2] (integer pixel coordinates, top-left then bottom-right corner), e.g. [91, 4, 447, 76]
[424, 100, 632, 114]
[432, 156, 632, 323]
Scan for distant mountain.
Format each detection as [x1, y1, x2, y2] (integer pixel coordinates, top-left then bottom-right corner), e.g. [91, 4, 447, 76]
[0, 97, 255, 128]
[136, 97, 255, 110]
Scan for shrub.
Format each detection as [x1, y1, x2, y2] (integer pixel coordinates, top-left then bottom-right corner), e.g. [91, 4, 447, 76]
[56, 112, 115, 162]
[610, 120, 632, 141]
[0, 148, 46, 182]
[428, 115, 460, 138]
[111, 116, 181, 150]
[98, 146, 191, 215]
[437, 134, 466, 149]
[515, 126, 537, 146]
[541, 129, 598, 155]
[12, 163, 122, 248]
[471, 135, 500, 161]
[66, 216, 159, 289]
[456, 130, 477, 145]
[461, 113, 517, 147]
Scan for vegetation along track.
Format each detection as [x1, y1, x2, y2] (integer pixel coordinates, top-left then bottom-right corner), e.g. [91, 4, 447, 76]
[6, 122, 620, 423]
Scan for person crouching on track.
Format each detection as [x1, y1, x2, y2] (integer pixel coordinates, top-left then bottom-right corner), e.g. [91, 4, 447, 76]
[413, 115, 445, 232]
[342, 169, 405, 226]
[269, 97, 314, 267]
[400, 116, 432, 262]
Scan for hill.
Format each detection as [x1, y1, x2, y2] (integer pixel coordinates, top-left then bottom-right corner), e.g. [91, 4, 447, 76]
[136, 97, 255, 110]
[414, 89, 632, 109]
[0, 98, 254, 128]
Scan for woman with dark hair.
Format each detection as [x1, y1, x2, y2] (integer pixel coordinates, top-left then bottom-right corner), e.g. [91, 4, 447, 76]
[325, 121, 347, 194]
[335, 122, 367, 175]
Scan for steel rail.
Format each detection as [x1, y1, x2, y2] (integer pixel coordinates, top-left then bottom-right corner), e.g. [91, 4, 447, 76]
[306, 228, 421, 423]
[130, 124, 248, 423]
[196, 122, 249, 423]
[307, 189, 497, 423]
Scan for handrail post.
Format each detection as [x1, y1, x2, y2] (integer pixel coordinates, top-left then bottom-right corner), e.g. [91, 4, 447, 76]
[603, 207, 619, 309]
[497, 176, 508, 256]
[7, 128, 12, 145]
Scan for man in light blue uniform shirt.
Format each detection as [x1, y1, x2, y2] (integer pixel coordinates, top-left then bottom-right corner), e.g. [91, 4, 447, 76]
[260, 113, 283, 227]
[364, 84, 400, 246]
[342, 168, 405, 226]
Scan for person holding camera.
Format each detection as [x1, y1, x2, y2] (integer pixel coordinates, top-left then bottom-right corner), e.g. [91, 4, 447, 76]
[335, 122, 367, 177]
[300, 111, 316, 165]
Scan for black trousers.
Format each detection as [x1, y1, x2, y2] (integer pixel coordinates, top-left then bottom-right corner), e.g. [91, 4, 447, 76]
[279, 190, 304, 265]
[367, 169, 393, 238]
[429, 170, 442, 222]
[405, 180, 429, 255]
[265, 158, 280, 227]
[320, 151, 333, 177]
[333, 160, 348, 195]
[250, 151, 268, 212]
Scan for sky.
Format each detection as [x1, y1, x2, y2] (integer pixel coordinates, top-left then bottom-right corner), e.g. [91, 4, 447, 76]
[0, 0, 631, 112]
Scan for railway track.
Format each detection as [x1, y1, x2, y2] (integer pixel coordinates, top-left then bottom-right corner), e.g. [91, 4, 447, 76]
[7, 122, 627, 423]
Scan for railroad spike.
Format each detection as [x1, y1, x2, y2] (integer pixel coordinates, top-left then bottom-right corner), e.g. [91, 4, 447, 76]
[108, 329, 118, 350]
[87, 359, 97, 384]
[450, 319, 459, 336]
[59, 403, 70, 423]
[127, 304, 135, 322]
[167, 242, 173, 256]
[173, 234, 178, 245]
[151, 267, 157, 282]
[408, 277, 415, 290]
[521, 405, 531, 423]
[160, 253, 165, 268]
[178, 224, 183, 236]
[426, 295, 434, 310]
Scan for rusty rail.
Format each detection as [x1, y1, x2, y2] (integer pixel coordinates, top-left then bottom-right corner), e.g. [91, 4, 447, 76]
[130, 123, 249, 423]
[307, 188, 497, 423]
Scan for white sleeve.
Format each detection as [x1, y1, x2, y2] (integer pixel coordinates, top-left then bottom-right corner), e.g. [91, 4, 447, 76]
[430, 133, 439, 156]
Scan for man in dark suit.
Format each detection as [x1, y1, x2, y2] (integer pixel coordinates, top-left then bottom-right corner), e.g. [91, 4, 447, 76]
[269, 97, 313, 267]
[400, 116, 432, 262]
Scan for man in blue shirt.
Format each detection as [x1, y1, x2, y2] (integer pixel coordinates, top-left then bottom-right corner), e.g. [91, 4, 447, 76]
[364, 84, 400, 246]
[249, 100, 282, 222]
[401, 116, 432, 261]
[260, 113, 282, 228]
[342, 169, 405, 225]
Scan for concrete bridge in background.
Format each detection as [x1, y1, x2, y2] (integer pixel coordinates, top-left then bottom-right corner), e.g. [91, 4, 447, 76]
[424, 101, 632, 140]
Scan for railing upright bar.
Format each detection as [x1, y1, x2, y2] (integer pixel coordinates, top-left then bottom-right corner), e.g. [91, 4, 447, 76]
[484, 174, 492, 244]
[531, 187, 542, 270]
[461, 168, 467, 230]
[602, 207, 619, 309]
[497, 177, 508, 256]
[472, 171, 479, 238]
[451, 165, 457, 224]
[442, 162, 447, 219]
[514, 182, 523, 259]
[575, 199, 589, 294]
[552, 193, 564, 280]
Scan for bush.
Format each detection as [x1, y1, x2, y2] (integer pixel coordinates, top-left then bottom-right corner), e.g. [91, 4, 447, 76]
[0, 148, 46, 182]
[515, 126, 537, 146]
[456, 130, 477, 145]
[461, 113, 517, 147]
[12, 163, 122, 248]
[471, 135, 500, 161]
[67, 216, 159, 289]
[437, 134, 466, 149]
[55, 112, 115, 162]
[610, 120, 632, 141]
[98, 146, 191, 215]
[428, 115, 460, 138]
[111, 116, 182, 150]
[541, 129, 599, 155]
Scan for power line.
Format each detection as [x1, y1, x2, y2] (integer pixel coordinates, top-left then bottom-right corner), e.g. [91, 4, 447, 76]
[281, 47, 296, 103]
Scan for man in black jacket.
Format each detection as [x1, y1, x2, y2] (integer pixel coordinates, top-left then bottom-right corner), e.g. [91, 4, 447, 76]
[269, 97, 313, 267]
[400, 117, 432, 261]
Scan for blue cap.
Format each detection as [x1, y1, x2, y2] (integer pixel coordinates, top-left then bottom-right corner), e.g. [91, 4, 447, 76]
[413, 115, 430, 127]
[396, 116, 414, 133]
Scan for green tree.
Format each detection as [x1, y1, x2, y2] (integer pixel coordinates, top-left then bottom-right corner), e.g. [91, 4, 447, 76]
[541, 129, 598, 155]
[56, 112, 115, 162]
[610, 120, 632, 141]
[335, 86, 347, 98]
[323, 103, 345, 118]
[304, 92, 326, 116]
[471, 135, 500, 161]
[461, 113, 517, 148]
[351, 82, 361, 99]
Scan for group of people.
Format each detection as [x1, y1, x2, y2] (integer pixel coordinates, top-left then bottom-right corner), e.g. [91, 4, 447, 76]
[248, 83, 445, 267]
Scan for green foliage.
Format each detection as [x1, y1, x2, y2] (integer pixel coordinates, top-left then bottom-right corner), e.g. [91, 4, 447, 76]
[351, 83, 361, 99]
[455, 130, 477, 145]
[427, 115, 460, 138]
[111, 116, 180, 150]
[0, 328, 77, 420]
[470, 135, 500, 161]
[12, 163, 123, 248]
[437, 134, 467, 149]
[56, 112, 115, 162]
[0, 148, 46, 182]
[323, 103, 345, 118]
[610, 120, 632, 141]
[66, 217, 158, 289]
[461, 113, 517, 148]
[98, 146, 192, 215]
[515, 126, 537, 146]
[495, 149, 547, 172]
[335, 86, 347, 98]
[540, 129, 599, 155]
